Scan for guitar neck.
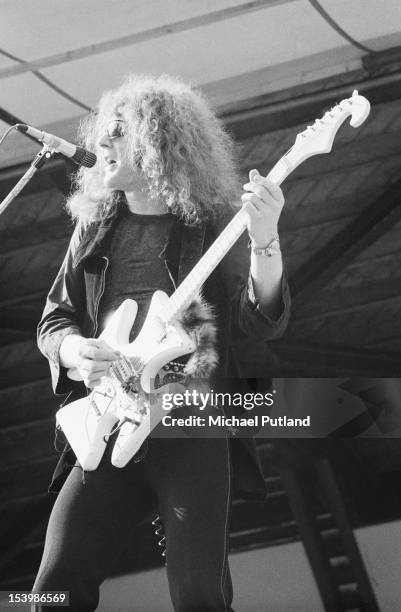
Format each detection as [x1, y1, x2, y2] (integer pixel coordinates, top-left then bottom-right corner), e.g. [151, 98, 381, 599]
[164, 209, 246, 319]
[164, 159, 290, 321]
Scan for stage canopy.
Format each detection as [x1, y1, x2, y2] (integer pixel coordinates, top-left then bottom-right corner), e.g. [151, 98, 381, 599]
[1, 0, 401, 167]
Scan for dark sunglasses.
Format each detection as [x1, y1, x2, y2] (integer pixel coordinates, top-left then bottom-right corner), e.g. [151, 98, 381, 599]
[106, 119, 126, 139]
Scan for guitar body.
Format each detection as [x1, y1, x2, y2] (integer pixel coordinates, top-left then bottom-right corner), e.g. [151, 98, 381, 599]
[56, 388, 120, 471]
[56, 291, 195, 470]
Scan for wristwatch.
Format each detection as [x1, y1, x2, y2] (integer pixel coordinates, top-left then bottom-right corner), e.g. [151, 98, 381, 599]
[248, 235, 280, 257]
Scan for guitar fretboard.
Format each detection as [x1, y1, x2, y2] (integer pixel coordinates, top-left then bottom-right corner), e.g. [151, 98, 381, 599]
[164, 208, 247, 321]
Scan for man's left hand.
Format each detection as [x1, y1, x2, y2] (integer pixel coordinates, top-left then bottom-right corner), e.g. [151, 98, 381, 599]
[241, 169, 284, 247]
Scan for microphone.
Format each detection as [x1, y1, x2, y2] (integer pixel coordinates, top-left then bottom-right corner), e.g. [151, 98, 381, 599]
[15, 123, 97, 168]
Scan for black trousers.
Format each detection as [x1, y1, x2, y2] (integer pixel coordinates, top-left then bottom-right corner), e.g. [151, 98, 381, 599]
[32, 433, 234, 612]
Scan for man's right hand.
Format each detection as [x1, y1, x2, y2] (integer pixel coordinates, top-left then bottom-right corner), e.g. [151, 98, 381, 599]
[60, 335, 121, 388]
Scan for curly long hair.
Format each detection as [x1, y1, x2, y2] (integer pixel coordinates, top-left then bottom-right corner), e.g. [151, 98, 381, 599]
[67, 74, 240, 226]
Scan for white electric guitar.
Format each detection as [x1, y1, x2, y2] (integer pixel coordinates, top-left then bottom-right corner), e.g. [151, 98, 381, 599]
[57, 90, 370, 470]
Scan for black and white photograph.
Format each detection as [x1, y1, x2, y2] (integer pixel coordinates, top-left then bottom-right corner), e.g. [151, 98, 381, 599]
[1, 1, 401, 611]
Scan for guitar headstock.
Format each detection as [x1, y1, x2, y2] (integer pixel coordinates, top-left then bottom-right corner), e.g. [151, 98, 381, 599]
[266, 90, 371, 185]
[290, 90, 370, 161]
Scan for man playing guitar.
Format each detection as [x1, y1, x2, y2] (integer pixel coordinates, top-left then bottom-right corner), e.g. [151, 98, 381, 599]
[33, 74, 290, 611]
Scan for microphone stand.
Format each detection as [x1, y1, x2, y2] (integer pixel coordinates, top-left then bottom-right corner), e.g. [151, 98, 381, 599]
[0, 145, 55, 216]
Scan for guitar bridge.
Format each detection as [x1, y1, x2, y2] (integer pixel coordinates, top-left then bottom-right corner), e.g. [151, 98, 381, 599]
[111, 355, 143, 390]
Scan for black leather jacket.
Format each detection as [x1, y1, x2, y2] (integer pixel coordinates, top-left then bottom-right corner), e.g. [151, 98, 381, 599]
[38, 203, 291, 498]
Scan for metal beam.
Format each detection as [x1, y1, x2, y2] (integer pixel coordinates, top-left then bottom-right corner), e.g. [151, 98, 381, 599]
[273, 341, 401, 376]
[0, 493, 54, 587]
[290, 177, 401, 301]
[0, 455, 59, 501]
[292, 280, 401, 320]
[0, 292, 47, 309]
[0, 518, 48, 576]
[221, 47, 401, 138]
[0, 330, 35, 346]
[0, 216, 70, 256]
[0, 309, 38, 333]
[0, 1, 295, 79]
[0, 158, 73, 199]
[0, 418, 56, 471]
[316, 460, 380, 611]
[278, 466, 345, 612]
[0, 361, 50, 391]
[0, 379, 54, 429]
